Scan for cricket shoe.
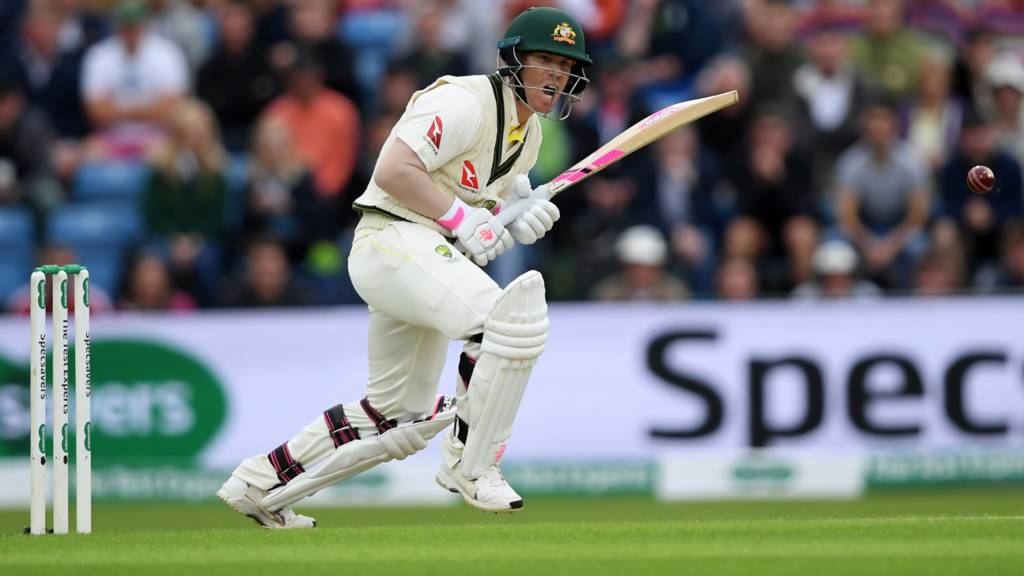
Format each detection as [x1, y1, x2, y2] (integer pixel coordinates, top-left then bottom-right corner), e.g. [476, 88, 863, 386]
[436, 464, 524, 512]
[217, 476, 317, 529]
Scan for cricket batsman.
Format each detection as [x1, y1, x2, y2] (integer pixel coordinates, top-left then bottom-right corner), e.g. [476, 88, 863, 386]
[218, 7, 591, 528]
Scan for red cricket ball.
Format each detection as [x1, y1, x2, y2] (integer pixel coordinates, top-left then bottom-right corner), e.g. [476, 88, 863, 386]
[967, 165, 995, 194]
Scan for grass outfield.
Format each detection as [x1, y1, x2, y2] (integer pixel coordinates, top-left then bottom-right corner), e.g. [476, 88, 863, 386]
[1, 489, 1022, 575]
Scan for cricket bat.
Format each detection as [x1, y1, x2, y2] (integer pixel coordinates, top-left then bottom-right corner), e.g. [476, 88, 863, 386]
[497, 90, 739, 226]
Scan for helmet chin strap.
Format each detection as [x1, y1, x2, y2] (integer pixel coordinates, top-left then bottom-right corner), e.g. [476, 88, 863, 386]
[497, 47, 588, 121]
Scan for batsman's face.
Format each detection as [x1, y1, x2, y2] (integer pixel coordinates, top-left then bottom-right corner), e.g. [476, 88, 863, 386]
[520, 52, 575, 113]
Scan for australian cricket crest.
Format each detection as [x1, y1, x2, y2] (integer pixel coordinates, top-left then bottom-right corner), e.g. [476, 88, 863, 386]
[435, 244, 454, 261]
[552, 22, 577, 45]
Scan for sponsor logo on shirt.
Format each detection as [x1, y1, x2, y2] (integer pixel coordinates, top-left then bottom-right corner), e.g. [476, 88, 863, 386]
[425, 115, 443, 152]
[460, 160, 479, 191]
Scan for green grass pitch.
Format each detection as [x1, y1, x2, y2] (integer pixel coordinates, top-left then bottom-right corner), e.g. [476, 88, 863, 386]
[1, 489, 1022, 575]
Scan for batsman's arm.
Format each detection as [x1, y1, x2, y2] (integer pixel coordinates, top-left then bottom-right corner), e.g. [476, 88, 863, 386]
[376, 139, 511, 265]
[373, 140, 453, 220]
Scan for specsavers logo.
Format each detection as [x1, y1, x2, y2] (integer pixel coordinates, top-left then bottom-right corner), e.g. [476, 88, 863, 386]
[552, 22, 577, 45]
[0, 340, 228, 463]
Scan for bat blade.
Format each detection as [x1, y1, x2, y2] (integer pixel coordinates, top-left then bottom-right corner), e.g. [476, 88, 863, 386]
[546, 90, 739, 196]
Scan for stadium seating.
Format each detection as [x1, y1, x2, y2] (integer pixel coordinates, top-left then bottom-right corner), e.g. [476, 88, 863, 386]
[0, 204, 34, 246]
[46, 203, 145, 298]
[0, 205, 35, 302]
[338, 9, 405, 101]
[73, 161, 151, 207]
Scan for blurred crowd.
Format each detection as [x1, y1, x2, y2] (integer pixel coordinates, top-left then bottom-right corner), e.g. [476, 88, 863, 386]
[1, 0, 1024, 313]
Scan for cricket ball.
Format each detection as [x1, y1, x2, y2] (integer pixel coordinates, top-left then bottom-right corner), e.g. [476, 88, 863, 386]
[967, 165, 995, 194]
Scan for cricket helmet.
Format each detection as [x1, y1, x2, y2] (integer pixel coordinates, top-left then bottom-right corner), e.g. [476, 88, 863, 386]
[497, 7, 591, 120]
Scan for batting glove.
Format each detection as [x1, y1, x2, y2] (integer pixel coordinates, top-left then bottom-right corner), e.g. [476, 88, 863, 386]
[504, 174, 560, 245]
[438, 197, 513, 266]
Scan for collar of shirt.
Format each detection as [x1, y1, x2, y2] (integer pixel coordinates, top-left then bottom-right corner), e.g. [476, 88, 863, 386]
[502, 82, 526, 145]
[507, 123, 526, 144]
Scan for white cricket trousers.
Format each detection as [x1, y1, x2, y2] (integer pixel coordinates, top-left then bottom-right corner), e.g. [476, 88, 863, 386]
[233, 215, 501, 490]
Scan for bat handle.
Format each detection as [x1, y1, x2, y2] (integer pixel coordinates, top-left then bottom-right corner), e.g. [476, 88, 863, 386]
[496, 197, 530, 227]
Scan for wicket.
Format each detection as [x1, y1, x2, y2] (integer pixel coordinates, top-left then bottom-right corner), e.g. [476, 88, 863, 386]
[28, 264, 91, 535]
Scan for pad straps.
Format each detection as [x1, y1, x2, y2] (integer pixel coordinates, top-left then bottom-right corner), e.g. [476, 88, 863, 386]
[268, 442, 304, 486]
[360, 398, 397, 435]
[323, 404, 361, 448]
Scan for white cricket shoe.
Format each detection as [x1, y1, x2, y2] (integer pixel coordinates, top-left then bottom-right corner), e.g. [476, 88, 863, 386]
[436, 464, 524, 512]
[217, 476, 317, 529]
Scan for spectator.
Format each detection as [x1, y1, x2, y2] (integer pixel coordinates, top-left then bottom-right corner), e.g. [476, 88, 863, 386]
[560, 166, 646, 299]
[986, 54, 1024, 163]
[0, 78, 62, 215]
[850, 0, 926, 101]
[80, 0, 188, 160]
[617, 0, 722, 89]
[792, 238, 882, 300]
[243, 116, 329, 257]
[148, 0, 212, 71]
[49, 0, 109, 50]
[374, 63, 420, 118]
[724, 106, 818, 289]
[250, 0, 290, 51]
[743, 0, 804, 107]
[143, 99, 227, 305]
[410, 0, 478, 58]
[591, 225, 689, 301]
[574, 0, 630, 54]
[119, 250, 196, 311]
[0, 1, 27, 56]
[912, 248, 962, 296]
[695, 54, 754, 162]
[197, 0, 278, 151]
[264, 47, 361, 199]
[835, 100, 931, 288]
[637, 126, 721, 294]
[5, 5, 90, 140]
[934, 108, 1023, 272]
[276, 0, 361, 107]
[585, 55, 648, 147]
[220, 234, 311, 308]
[792, 19, 872, 189]
[976, 219, 1024, 293]
[5, 243, 113, 315]
[902, 48, 962, 171]
[716, 256, 760, 300]
[392, 2, 471, 89]
[952, 25, 997, 114]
